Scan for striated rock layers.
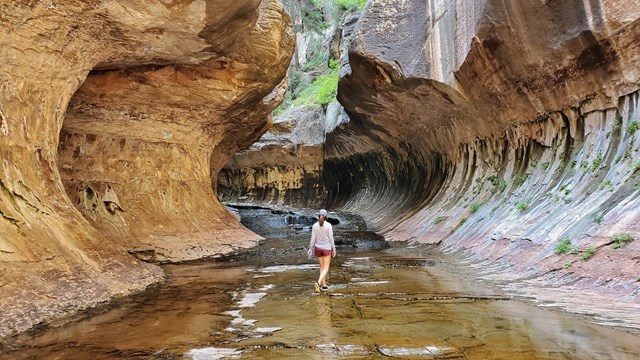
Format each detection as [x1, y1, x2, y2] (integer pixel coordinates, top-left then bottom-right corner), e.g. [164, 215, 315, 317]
[218, 106, 326, 206]
[328, 0, 640, 329]
[0, 0, 292, 339]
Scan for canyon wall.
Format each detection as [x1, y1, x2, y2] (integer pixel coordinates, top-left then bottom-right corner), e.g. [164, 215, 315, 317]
[328, 0, 640, 329]
[0, 0, 292, 339]
[217, 0, 358, 206]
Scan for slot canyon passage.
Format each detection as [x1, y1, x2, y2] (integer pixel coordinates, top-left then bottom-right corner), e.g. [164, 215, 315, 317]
[1, 0, 640, 359]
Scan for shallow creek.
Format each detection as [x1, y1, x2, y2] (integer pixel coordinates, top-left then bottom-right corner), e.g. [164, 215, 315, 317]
[1, 208, 639, 359]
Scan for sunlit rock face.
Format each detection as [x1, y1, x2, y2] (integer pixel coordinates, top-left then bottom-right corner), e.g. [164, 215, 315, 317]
[329, 0, 640, 326]
[0, 0, 292, 338]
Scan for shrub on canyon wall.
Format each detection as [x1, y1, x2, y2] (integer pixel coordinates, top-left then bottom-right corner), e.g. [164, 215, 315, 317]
[293, 60, 339, 107]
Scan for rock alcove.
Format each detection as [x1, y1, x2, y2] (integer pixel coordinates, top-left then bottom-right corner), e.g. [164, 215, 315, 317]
[1, 0, 639, 341]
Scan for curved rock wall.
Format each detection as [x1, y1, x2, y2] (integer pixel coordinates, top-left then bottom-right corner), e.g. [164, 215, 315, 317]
[329, 0, 640, 328]
[0, 0, 292, 338]
[217, 0, 358, 207]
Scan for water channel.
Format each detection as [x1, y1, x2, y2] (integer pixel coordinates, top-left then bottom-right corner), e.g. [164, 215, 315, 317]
[1, 208, 639, 359]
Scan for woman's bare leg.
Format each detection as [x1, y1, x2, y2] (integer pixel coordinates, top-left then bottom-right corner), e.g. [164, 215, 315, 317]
[319, 256, 331, 286]
[317, 256, 326, 285]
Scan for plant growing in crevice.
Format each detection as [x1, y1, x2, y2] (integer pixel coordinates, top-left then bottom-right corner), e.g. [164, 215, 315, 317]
[514, 175, 528, 187]
[564, 261, 573, 269]
[459, 217, 468, 226]
[628, 120, 640, 135]
[610, 232, 634, 249]
[433, 216, 444, 225]
[293, 60, 339, 107]
[581, 247, 596, 261]
[469, 203, 482, 214]
[539, 162, 550, 171]
[472, 178, 485, 195]
[599, 179, 613, 192]
[612, 117, 622, 132]
[590, 152, 603, 172]
[336, 0, 367, 10]
[554, 237, 573, 254]
[580, 160, 589, 169]
[591, 212, 604, 224]
[516, 197, 532, 212]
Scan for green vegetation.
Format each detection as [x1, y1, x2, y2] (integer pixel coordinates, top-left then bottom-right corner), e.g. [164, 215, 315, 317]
[498, 180, 507, 192]
[516, 197, 532, 212]
[336, 0, 367, 10]
[599, 179, 613, 191]
[564, 262, 573, 269]
[293, 60, 339, 107]
[311, 0, 366, 12]
[628, 120, 640, 135]
[581, 247, 596, 261]
[539, 162, 550, 171]
[590, 152, 603, 172]
[469, 203, 482, 214]
[459, 217, 468, 225]
[623, 144, 633, 161]
[612, 117, 622, 131]
[514, 175, 528, 187]
[434, 216, 444, 225]
[472, 178, 485, 195]
[562, 196, 572, 204]
[488, 175, 507, 192]
[554, 237, 572, 255]
[610, 232, 633, 249]
[591, 212, 604, 224]
[302, 6, 329, 32]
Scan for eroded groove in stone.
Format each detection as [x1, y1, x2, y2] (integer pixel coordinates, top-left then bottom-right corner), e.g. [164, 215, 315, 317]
[0, 0, 293, 339]
[327, 0, 640, 328]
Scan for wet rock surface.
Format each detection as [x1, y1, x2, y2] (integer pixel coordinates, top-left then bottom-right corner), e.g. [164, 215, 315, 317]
[1, 208, 639, 359]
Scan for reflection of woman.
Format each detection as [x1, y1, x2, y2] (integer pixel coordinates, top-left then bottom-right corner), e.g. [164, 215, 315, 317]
[308, 209, 336, 292]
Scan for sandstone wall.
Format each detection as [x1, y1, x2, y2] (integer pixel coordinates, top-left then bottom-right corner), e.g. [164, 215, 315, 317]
[329, 0, 640, 330]
[217, 0, 357, 207]
[0, 0, 292, 338]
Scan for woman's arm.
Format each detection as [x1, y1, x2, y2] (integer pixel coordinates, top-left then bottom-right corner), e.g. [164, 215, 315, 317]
[329, 224, 336, 257]
[309, 225, 316, 251]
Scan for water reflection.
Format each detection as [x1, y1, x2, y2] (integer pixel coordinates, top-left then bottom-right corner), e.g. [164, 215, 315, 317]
[1, 244, 639, 359]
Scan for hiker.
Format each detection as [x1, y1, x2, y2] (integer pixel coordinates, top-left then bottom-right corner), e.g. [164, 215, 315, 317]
[308, 209, 336, 292]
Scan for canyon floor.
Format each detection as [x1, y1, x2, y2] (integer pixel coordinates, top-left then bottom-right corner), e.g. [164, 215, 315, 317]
[1, 208, 639, 359]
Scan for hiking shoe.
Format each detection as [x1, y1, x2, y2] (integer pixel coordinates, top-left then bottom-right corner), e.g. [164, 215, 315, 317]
[314, 282, 320, 293]
[321, 285, 329, 291]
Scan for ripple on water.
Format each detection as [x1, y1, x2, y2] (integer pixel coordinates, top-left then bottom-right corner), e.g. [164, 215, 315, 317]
[378, 346, 459, 357]
[185, 347, 242, 360]
[225, 284, 281, 338]
[254, 264, 318, 273]
[239, 284, 274, 307]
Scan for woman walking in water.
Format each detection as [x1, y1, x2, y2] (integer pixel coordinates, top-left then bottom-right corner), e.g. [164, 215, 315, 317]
[308, 209, 336, 292]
